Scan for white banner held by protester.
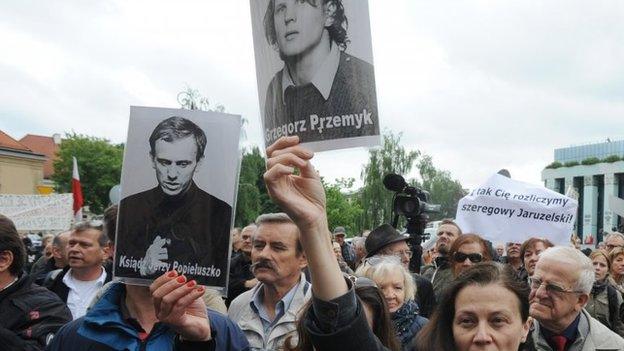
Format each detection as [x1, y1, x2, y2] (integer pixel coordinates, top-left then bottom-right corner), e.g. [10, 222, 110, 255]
[0, 194, 73, 231]
[456, 174, 577, 246]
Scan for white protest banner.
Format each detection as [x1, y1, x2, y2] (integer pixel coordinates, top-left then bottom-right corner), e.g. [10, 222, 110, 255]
[455, 174, 577, 246]
[0, 194, 73, 231]
[249, 0, 381, 152]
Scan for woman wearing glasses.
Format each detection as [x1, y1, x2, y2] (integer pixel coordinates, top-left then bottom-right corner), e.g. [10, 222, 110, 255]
[356, 256, 428, 350]
[586, 250, 624, 336]
[414, 263, 531, 351]
[448, 234, 492, 277]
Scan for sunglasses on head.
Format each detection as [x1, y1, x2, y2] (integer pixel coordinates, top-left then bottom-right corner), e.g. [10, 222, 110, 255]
[453, 252, 483, 263]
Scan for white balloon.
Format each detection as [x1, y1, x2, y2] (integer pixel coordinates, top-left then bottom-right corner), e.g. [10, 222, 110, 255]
[109, 184, 121, 205]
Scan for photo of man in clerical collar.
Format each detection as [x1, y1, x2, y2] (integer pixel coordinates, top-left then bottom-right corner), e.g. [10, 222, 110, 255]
[253, 0, 380, 150]
[115, 116, 232, 287]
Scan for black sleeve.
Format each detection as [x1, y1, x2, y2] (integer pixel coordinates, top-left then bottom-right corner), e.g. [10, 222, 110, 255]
[226, 258, 249, 305]
[174, 335, 216, 351]
[413, 274, 436, 318]
[305, 281, 390, 351]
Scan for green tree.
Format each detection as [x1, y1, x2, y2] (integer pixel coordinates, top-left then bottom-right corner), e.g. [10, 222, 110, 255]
[234, 146, 280, 226]
[52, 133, 123, 213]
[178, 86, 225, 112]
[324, 178, 362, 236]
[359, 131, 419, 231]
[417, 155, 467, 220]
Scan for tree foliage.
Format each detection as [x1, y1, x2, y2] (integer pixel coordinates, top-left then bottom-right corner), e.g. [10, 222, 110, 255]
[234, 146, 280, 227]
[359, 132, 419, 231]
[178, 86, 225, 112]
[52, 133, 123, 213]
[324, 178, 362, 236]
[418, 155, 467, 220]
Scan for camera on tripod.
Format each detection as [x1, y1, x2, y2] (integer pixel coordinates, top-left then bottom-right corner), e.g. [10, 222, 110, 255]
[383, 173, 440, 272]
[383, 173, 440, 231]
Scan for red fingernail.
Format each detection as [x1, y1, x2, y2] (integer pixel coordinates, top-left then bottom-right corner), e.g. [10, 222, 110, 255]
[196, 287, 204, 293]
[186, 280, 196, 288]
[176, 276, 186, 283]
[167, 271, 177, 278]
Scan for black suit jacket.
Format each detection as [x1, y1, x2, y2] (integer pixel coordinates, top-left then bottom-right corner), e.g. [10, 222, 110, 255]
[115, 181, 232, 286]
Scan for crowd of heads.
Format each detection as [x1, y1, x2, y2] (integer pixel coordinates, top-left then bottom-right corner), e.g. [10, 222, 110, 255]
[3, 198, 624, 351]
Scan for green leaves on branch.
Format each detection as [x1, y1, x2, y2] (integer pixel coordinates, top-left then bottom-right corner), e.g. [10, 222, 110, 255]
[359, 132, 419, 232]
[52, 132, 123, 214]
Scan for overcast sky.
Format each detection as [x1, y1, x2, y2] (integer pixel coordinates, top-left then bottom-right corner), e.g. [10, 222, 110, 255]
[2, 0, 623, 191]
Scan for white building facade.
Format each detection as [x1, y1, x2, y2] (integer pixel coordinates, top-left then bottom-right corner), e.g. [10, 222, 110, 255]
[541, 140, 624, 241]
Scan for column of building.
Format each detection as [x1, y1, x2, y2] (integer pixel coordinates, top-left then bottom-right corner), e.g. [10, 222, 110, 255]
[582, 176, 598, 239]
[604, 173, 620, 232]
[544, 178, 557, 192]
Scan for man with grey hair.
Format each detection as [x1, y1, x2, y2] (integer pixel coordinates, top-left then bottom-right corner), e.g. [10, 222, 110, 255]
[605, 232, 624, 253]
[527, 246, 624, 350]
[226, 224, 258, 306]
[352, 236, 366, 269]
[32, 230, 71, 285]
[228, 213, 310, 350]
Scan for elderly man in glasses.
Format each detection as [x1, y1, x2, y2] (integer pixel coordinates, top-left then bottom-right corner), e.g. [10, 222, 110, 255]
[46, 220, 112, 320]
[527, 246, 624, 350]
[363, 224, 435, 318]
[605, 232, 624, 253]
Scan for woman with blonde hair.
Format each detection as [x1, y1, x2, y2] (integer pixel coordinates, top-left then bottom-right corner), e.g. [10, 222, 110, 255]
[357, 256, 427, 350]
[587, 250, 624, 336]
[609, 247, 624, 294]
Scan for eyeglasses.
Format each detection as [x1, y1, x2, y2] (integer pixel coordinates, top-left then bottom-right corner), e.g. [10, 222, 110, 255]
[346, 274, 378, 288]
[453, 252, 483, 263]
[393, 250, 413, 258]
[528, 277, 583, 294]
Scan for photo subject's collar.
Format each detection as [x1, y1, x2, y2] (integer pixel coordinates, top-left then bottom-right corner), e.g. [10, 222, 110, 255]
[281, 43, 341, 101]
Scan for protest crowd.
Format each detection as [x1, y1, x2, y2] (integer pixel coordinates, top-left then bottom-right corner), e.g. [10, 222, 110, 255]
[0, 136, 623, 351]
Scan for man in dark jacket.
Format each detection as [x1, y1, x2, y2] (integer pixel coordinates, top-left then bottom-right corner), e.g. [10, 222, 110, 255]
[30, 230, 70, 285]
[226, 224, 257, 306]
[0, 214, 72, 350]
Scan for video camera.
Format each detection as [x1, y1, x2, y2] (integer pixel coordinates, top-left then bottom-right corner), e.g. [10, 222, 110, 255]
[383, 173, 440, 272]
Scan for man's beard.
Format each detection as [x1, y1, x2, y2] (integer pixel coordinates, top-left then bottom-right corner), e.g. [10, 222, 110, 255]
[437, 244, 449, 256]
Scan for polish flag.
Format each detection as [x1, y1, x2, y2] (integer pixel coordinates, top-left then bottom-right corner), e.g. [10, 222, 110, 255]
[72, 156, 83, 222]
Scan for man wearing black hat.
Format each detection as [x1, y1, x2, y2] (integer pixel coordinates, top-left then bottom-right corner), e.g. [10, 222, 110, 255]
[333, 226, 355, 270]
[365, 224, 435, 318]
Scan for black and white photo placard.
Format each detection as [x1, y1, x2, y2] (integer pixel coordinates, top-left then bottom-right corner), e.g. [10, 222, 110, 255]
[250, 0, 381, 152]
[114, 106, 241, 290]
